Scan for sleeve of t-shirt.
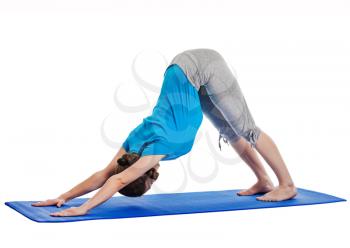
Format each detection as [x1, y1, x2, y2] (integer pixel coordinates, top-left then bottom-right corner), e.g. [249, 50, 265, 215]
[140, 140, 172, 160]
[121, 135, 130, 152]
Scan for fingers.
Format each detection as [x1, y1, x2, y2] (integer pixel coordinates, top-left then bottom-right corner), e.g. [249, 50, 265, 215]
[31, 202, 41, 206]
[32, 199, 58, 207]
[50, 208, 71, 217]
[50, 211, 65, 217]
[50, 208, 73, 217]
[32, 200, 51, 207]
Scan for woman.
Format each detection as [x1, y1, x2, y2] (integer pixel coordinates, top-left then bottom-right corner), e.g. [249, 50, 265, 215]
[32, 48, 297, 217]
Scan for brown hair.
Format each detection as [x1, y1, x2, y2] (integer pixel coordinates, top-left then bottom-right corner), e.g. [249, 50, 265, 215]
[115, 152, 159, 197]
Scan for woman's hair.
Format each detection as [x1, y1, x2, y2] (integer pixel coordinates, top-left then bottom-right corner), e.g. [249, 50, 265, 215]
[115, 152, 160, 197]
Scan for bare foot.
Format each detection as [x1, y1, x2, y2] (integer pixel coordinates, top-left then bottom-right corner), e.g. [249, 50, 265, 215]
[237, 180, 274, 196]
[256, 185, 297, 202]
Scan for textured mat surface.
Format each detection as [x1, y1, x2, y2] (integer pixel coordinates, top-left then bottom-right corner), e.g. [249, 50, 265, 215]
[4, 188, 346, 223]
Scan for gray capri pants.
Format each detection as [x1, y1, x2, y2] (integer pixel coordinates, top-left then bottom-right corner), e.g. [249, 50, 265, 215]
[169, 48, 261, 150]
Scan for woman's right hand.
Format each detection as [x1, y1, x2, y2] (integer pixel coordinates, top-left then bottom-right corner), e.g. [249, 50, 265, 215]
[31, 197, 66, 207]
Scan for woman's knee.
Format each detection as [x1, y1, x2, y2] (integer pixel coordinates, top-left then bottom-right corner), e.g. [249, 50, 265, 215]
[242, 126, 261, 149]
[229, 126, 261, 153]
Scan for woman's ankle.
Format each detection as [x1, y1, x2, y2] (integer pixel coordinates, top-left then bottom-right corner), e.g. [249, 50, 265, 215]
[257, 177, 273, 185]
[279, 182, 296, 188]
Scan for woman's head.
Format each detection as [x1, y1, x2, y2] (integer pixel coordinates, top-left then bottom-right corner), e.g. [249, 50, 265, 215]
[115, 152, 160, 197]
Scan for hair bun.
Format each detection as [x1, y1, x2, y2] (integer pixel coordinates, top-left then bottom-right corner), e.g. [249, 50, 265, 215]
[117, 157, 128, 166]
[146, 168, 159, 180]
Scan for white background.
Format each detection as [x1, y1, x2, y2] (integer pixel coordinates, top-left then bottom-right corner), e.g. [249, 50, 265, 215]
[0, 1, 349, 247]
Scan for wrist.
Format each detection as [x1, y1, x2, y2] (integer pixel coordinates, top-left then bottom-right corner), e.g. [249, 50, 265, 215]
[80, 203, 90, 213]
[58, 193, 70, 202]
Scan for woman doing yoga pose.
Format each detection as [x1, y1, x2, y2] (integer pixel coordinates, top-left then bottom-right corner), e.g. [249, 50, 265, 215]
[32, 48, 297, 217]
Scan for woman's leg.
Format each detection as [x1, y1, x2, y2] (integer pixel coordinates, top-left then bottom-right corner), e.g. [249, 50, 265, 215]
[201, 54, 296, 201]
[254, 130, 297, 201]
[229, 137, 274, 195]
[199, 86, 274, 195]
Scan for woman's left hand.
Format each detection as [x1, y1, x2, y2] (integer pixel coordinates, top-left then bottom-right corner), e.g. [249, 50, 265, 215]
[50, 206, 88, 217]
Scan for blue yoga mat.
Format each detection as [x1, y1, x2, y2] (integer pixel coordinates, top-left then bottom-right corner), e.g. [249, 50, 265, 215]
[5, 188, 346, 223]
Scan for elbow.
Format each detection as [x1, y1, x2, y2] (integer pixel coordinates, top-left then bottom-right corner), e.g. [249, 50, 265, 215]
[94, 170, 110, 182]
[109, 174, 128, 187]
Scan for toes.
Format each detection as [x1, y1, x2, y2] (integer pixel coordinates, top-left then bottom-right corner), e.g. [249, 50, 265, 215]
[237, 190, 251, 196]
[256, 195, 272, 201]
[50, 212, 63, 217]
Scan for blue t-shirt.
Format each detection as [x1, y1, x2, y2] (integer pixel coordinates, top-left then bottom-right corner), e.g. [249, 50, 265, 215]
[122, 64, 203, 161]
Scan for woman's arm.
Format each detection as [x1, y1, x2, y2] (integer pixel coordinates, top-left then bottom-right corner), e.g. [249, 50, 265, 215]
[32, 147, 127, 207]
[59, 147, 127, 202]
[50, 154, 165, 217]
